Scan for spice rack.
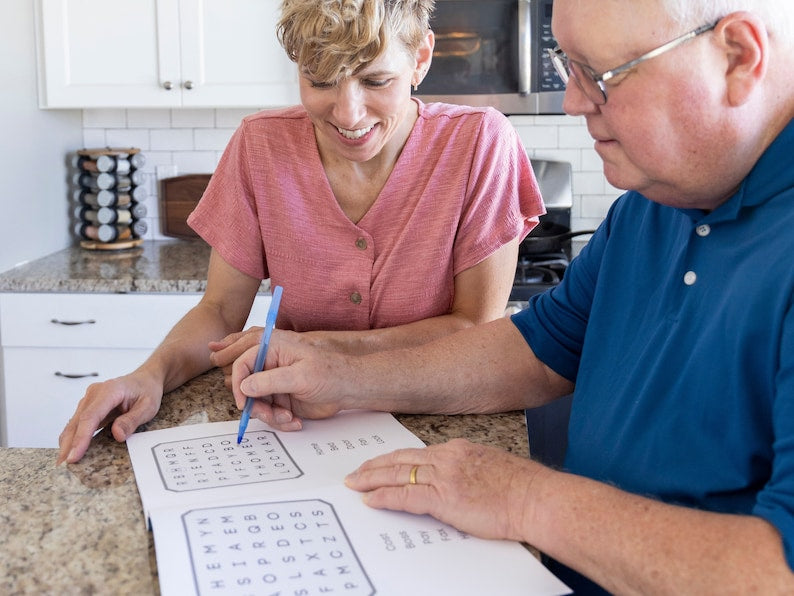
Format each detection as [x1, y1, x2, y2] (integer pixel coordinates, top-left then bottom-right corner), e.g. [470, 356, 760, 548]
[72, 147, 149, 250]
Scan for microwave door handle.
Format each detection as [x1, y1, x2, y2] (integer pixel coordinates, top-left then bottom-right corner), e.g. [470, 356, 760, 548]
[517, 0, 531, 95]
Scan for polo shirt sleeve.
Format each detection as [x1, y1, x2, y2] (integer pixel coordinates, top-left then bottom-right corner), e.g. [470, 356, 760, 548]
[753, 297, 794, 570]
[510, 197, 619, 382]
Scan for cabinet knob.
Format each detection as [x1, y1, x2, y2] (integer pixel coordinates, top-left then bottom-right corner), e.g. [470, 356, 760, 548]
[163, 81, 174, 90]
[183, 80, 194, 90]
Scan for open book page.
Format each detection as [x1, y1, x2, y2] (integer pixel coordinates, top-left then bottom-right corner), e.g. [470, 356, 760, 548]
[127, 411, 571, 596]
[127, 411, 422, 525]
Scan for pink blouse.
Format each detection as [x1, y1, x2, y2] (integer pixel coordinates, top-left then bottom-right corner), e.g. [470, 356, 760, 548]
[188, 100, 543, 332]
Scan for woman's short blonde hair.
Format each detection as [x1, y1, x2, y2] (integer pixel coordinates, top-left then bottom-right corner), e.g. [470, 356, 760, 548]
[278, 0, 435, 83]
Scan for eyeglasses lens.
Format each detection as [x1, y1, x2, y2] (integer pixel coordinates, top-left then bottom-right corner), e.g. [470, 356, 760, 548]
[550, 51, 607, 105]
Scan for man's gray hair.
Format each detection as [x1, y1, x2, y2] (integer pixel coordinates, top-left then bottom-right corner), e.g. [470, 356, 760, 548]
[661, 0, 793, 47]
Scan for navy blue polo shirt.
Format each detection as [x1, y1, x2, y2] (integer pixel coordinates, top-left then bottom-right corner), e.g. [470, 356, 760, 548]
[513, 120, 794, 588]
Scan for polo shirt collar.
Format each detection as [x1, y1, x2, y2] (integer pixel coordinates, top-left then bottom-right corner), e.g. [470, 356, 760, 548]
[678, 118, 794, 224]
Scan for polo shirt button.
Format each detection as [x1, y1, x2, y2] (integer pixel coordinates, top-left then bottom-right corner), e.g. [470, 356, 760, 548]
[350, 291, 362, 304]
[684, 271, 697, 285]
[355, 237, 368, 250]
[696, 224, 711, 237]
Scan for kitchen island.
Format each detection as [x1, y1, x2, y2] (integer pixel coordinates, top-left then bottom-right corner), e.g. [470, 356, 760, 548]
[0, 367, 529, 594]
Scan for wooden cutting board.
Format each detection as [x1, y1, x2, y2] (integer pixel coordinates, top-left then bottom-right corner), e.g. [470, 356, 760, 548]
[160, 174, 213, 238]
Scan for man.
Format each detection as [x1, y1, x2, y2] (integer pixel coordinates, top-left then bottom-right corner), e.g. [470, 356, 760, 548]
[231, 1, 794, 592]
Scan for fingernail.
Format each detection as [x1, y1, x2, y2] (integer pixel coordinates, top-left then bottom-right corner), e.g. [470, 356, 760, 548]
[275, 411, 293, 424]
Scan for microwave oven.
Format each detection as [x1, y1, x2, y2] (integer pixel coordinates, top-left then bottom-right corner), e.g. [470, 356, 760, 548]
[414, 0, 565, 115]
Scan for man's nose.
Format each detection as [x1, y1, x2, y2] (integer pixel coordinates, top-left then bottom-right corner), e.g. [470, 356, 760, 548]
[561, 77, 600, 117]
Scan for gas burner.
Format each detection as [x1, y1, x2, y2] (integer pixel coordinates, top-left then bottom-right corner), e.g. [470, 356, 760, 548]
[514, 265, 560, 286]
[510, 247, 571, 302]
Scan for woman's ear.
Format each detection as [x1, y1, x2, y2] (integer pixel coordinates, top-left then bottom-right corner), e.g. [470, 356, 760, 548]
[714, 12, 768, 106]
[413, 30, 435, 87]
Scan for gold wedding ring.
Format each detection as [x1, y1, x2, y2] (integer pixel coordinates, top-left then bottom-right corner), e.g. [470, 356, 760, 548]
[408, 465, 419, 485]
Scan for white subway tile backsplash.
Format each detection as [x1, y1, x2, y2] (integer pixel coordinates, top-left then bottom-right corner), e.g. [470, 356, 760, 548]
[171, 109, 215, 128]
[573, 171, 608, 195]
[150, 128, 193, 151]
[82, 108, 126, 128]
[546, 114, 583, 127]
[194, 128, 236, 151]
[534, 148, 583, 167]
[580, 194, 619, 219]
[558, 124, 595, 149]
[172, 150, 218, 174]
[216, 108, 260, 127]
[515, 125, 558, 150]
[140, 150, 175, 173]
[605, 181, 624, 196]
[127, 109, 171, 129]
[78, 109, 621, 242]
[81, 129, 107, 149]
[581, 149, 605, 171]
[105, 128, 150, 150]
[506, 115, 538, 127]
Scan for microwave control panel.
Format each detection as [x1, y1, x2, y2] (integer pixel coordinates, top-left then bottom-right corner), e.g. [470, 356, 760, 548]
[536, 0, 565, 92]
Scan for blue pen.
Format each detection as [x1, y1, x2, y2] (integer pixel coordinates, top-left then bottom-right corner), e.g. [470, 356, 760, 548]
[237, 285, 283, 444]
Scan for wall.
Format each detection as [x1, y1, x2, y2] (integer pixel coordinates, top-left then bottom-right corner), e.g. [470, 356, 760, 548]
[79, 109, 622, 243]
[0, 1, 83, 273]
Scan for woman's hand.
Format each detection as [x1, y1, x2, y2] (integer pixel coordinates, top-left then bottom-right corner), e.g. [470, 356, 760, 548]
[208, 326, 264, 388]
[344, 439, 544, 542]
[57, 372, 164, 464]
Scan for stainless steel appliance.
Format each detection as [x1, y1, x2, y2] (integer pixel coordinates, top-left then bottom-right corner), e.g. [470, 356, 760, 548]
[415, 0, 564, 115]
[509, 159, 592, 305]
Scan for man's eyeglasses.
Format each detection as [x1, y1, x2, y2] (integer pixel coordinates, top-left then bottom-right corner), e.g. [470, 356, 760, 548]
[547, 20, 719, 105]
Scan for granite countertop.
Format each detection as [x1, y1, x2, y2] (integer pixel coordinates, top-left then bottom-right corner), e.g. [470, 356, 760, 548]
[0, 368, 529, 594]
[0, 239, 271, 294]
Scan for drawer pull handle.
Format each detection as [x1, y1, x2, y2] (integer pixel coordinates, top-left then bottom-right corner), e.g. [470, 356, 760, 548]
[50, 318, 96, 326]
[55, 371, 99, 379]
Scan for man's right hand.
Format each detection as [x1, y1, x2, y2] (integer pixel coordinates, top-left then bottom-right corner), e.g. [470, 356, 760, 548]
[230, 330, 351, 431]
[57, 373, 164, 465]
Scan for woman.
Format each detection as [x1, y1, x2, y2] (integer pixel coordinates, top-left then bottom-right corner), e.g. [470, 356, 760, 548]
[58, 0, 543, 464]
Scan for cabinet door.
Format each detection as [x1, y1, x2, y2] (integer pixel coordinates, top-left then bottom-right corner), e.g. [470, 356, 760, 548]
[1, 347, 151, 448]
[37, 0, 182, 108]
[37, 0, 299, 108]
[178, 0, 299, 107]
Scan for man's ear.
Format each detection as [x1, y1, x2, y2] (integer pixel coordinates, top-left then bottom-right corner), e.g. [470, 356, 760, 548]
[714, 12, 768, 106]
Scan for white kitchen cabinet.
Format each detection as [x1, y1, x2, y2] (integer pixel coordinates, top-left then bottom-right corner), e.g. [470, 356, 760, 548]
[36, 0, 300, 108]
[0, 292, 272, 447]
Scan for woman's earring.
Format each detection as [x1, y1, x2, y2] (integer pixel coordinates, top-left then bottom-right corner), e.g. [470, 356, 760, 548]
[412, 81, 419, 92]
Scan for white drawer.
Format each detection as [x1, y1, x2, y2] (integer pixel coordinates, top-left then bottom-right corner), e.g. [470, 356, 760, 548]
[0, 293, 202, 348]
[1, 346, 151, 448]
[0, 293, 272, 447]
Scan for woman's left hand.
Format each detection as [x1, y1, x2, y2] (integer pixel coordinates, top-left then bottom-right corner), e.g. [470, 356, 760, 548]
[209, 326, 264, 388]
[344, 438, 544, 542]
